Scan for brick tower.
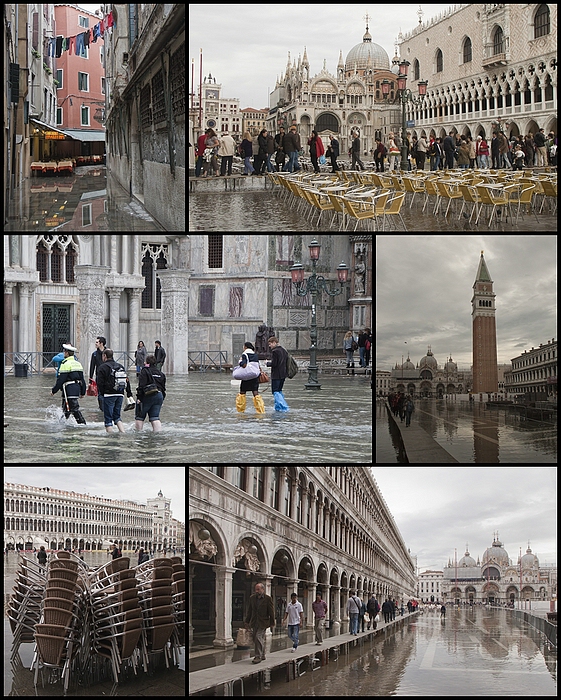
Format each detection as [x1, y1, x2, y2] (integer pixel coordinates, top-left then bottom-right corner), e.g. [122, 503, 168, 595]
[471, 251, 498, 393]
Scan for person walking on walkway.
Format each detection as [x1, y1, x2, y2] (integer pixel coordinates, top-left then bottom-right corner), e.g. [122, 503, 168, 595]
[244, 583, 275, 664]
[346, 592, 361, 635]
[404, 395, 415, 427]
[283, 592, 304, 652]
[382, 598, 392, 624]
[367, 595, 380, 630]
[312, 592, 328, 645]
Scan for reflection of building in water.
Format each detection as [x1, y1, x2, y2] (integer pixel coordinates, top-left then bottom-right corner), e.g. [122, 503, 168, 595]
[391, 346, 471, 398]
[189, 467, 416, 646]
[441, 534, 557, 605]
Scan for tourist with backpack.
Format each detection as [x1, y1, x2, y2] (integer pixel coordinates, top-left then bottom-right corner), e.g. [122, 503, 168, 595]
[267, 336, 290, 411]
[96, 348, 133, 433]
[135, 354, 166, 432]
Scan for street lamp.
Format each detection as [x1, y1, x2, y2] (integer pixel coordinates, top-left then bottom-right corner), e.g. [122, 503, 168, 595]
[383, 62, 428, 171]
[289, 239, 348, 390]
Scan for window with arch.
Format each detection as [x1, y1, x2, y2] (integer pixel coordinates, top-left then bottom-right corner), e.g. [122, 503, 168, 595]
[141, 243, 169, 309]
[534, 4, 550, 38]
[463, 37, 472, 63]
[436, 49, 443, 73]
[36, 234, 78, 283]
[493, 26, 504, 55]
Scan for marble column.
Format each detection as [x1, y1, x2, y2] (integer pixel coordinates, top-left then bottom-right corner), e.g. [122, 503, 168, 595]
[107, 287, 124, 351]
[19, 282, 39, 353]
[74, 265, 110, 360]
[128, 288, 143, 354]
[213, 566, 236, 648]
[4, 282, 15, 355]
[156, 269, 189, 374]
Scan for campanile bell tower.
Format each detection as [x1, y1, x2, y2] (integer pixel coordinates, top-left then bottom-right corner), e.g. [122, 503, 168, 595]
[471, 251, 498, 393]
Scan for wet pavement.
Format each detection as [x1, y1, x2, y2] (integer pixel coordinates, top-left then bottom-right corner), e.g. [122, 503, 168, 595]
[189, 187, 558, 232]
[3, 372, 371, 463]
[190, 607, 556, 696]
[5, 166, 166, 232]
[376, 399, 556, 463]
[4, 550, 185, 695]
[3, 373, 188, 464]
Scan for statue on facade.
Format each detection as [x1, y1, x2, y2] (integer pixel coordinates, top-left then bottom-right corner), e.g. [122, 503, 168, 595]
[354, 258, 366, 295]
[255, 324, 275, 359]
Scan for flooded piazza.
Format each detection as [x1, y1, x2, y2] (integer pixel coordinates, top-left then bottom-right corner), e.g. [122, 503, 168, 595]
[376, 400, 557, 464]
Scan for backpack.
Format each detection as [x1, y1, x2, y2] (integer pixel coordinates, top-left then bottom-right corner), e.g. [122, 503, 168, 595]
[110, 365, 128, 392]
[286, 353, 299, 379]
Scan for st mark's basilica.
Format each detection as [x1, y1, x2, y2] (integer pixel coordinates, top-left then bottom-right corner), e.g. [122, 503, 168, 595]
[391, 346, 469, 398]
[269, 17, 403, 155]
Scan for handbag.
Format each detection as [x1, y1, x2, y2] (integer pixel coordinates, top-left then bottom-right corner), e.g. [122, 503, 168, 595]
[258, 369, 269, 383]
[235, 627, 252, 648]
[86, 379, 98, 397]
[232, 352, 261, 380]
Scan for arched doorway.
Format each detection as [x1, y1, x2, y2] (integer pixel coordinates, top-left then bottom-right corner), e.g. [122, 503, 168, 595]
[316, 112, 340, 134]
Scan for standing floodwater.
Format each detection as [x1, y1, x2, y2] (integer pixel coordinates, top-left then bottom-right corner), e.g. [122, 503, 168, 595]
[242, 608, 556, 696]
[4, 373, 371, 463]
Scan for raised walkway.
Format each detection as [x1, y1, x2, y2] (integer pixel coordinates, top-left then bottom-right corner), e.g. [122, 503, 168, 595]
[386, 404, 459, 464]
[189, 611, 418, 695]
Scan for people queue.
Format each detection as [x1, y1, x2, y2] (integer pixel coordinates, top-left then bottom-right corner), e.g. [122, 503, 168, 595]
[192, 126, 557, 177]
[243, 584, 420, 664]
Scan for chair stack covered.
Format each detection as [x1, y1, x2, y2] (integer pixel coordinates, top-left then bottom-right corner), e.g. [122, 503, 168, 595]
[135, 558, 175, 666]
[7, 555, 47, 658]
[89, 556, 144, 682]
[170, 556, 186, 649]
[32, 551, 89, 693]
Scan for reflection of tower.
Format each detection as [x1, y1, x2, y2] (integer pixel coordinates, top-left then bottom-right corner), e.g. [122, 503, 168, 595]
[471, 251, 498, 393]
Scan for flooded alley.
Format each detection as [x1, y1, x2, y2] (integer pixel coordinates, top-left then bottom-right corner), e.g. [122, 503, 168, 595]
[4, 166, 166, 232]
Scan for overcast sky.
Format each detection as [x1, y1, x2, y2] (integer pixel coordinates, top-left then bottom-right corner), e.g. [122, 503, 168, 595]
[372, 467, 557, 572]
[189, 4, 451, 109]
[376, 235, 557, 370]
[4, 467, 185, 522]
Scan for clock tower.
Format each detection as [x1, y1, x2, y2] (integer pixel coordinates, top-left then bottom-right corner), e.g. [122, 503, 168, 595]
[471, 251, 498, 393]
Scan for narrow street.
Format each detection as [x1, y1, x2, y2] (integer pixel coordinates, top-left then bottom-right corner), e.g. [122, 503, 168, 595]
[5, 165, 166, 231]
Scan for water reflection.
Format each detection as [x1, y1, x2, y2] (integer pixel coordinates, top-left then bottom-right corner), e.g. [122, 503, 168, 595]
[5, 166, 165, 231]
[3, 373, 371, 464]
[245, 608, 556, 696]
[415, 399, 557, 463]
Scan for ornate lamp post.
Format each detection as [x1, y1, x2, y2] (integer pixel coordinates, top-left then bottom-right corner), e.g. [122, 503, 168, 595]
[289, 239, 348, 390]
[382, 62, 428, 171]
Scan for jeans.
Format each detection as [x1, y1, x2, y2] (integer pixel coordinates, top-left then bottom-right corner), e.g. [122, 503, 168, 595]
[288, 624, 300, 648]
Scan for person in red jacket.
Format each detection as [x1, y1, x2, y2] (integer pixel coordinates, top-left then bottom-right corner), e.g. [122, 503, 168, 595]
[195, 130, 209, 177]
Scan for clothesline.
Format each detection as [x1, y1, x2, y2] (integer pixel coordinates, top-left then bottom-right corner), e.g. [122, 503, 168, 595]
[46, 10, 115, 58]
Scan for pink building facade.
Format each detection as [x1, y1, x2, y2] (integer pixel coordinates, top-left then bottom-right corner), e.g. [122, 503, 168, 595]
[53, 4, 105, 158]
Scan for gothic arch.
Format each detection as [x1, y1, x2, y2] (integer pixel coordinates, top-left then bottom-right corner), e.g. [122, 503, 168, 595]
[315, 112, 340, 133]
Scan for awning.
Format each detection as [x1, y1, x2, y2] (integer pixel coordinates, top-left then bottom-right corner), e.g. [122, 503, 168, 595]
[30, 117, 69, 137]
[59, 129, 106, 142]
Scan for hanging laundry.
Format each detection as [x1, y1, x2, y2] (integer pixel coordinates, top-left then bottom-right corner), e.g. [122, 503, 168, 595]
[68, 36, 75, 55]
[106, 11, 114, 28]
[92, 23, 100, 42]
[55, 36, 63, 58]
[84, 29, 90, 48]
[75, 32, 84, 56]
[49, 37, 56, 57]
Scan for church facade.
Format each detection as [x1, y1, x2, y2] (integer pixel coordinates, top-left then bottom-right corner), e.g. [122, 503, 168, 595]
[390, 347, 470, 398]
[441, 536, 556, 606]
[268, 19, 403, 155]
[187, 235, 372, 360]
[4, 235, 188, 374]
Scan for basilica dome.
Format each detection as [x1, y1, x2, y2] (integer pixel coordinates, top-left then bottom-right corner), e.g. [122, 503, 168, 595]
[458, 548, 476, 567]
[520, 546, 538, 569]
[444, 356, 457, 372]
[402, 354, 415, 370]
[419, 347, 438, 370]
[482, 537, 510, 567]
[345, 27, 390, 72]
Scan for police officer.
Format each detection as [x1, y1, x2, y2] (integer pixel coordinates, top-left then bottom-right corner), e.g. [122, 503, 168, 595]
[51, 343, 87, 424]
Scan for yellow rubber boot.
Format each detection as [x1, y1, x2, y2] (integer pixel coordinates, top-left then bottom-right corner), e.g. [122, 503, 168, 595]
[252, 394, 266, 414]
[235, 393, 246, 412]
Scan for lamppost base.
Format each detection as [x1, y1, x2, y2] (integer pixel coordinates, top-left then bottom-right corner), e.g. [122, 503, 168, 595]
[305, 381, 321, 390]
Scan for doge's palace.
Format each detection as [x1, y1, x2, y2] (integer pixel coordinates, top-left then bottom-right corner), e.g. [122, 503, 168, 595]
[398, 3, 557, 141]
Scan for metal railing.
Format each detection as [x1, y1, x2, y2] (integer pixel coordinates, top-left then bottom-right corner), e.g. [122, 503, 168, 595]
[4, 352, 140, 376]
[188, 351, 229, 372]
